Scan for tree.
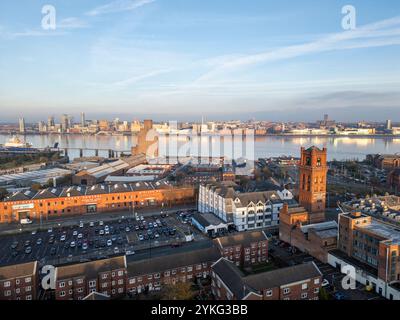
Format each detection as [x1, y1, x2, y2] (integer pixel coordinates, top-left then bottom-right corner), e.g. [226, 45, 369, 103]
[318, 287, 330, 300]
[160, 282, 196, 300]
[31, 184, 42, 192]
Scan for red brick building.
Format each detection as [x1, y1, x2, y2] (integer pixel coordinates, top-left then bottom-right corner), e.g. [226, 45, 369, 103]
[0, 261, 38, 300]
[298, 146, 328, 223]
[388, 169, 400, 191]
[214, 231, 268, 267]
[126, 245, 221, 295]
[279, 204, 338, 263]
[55, 256, 127, 300]
[0, 181, 194, 223]
[211, 258, 322, 300]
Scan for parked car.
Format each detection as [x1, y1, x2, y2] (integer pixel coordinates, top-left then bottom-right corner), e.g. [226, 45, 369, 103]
[107, 240, 112, 246]
[125, 250, 135, 256]
[25, 247, 32, 254]
[60, 235, 66, 242]
[113, 247, 120, 254]
[36, 238, 43, 245]
[50, 247, 56, 255]
[70, 241, 76, 248]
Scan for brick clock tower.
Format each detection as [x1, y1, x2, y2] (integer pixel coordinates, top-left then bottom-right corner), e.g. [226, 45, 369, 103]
[298, 146, 328, 223]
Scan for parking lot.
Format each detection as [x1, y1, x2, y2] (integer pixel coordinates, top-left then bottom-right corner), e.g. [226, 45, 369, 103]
[0, 209, 205, 267]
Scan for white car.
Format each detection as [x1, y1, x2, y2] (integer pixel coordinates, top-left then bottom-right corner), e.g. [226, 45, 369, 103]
[105, 229, 110, 235]
[125, 250, 135, 256]
[82, 243, 88, 250]
[73, 231, 78, 236]
[78, 233, 83, 239]
[79, 222, 84, 228]
[60, 235, 66, 242]
[113, 247, 120, 254]
[99, 221, 104, 226]
[47, 228, 53, 233]
[99, 230, 105, 236]
[140, 216, 144, 221]
[89, 222, 94, 227]
[21, 218, 33, 225]
[70, 241, 76, 248]
[107, 240, 112, 247]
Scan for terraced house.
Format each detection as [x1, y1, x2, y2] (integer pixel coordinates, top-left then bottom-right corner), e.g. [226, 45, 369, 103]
[211, 258, 322, 300]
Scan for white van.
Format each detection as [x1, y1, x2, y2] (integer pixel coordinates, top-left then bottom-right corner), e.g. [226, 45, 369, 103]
[20, 218, 33, 225]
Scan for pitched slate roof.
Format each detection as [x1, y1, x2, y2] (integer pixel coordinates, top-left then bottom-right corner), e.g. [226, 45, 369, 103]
[244, 262, 322, 290]
[0, 261, 37, 281]
[127, 245, 221, 277]
[216, 231, 267, 248]
[55, 256, 126, 280]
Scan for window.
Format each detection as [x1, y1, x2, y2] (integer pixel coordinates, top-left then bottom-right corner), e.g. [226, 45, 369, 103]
[129, 278, 136, 284]
[89, 281, 96, 287]
[102, 274, 108, 280]
[283, 288, 290, 295]
[59, 282, 65, 288]
[4, 281, 11, 288]
[60, 291, 66, 297]
[314, 288, 319, 294]
[301, 283, 308, 290]
[118, 279, 124, 285]
[314, 278, 320, 285]
[26, 286, 31, 292]
[266, 290, 273, 297]
[26, 295, 32, 300]
[16, 279, 20, 285]
[102, 283, 108, 288]
[118, 271, 124, 277]
[77, 288, 83, 293]
[76, 279, 83, 285]
[301, 292, 308, 299]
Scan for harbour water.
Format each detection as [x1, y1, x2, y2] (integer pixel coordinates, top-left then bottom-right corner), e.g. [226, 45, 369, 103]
[0, 134, 399, 161]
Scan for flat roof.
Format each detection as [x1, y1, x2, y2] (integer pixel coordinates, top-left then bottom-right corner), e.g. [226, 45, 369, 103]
[358, 220, 400, 245]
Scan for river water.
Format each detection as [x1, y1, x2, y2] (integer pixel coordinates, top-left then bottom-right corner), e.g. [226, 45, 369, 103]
[0, 134, 399, 161]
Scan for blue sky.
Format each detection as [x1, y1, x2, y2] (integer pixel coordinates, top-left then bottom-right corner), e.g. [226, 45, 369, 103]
[0, 0, 400, 122]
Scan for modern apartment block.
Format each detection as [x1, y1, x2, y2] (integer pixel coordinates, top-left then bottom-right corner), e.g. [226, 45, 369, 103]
[0, 261, 38, 300]
[338, 211, 400, 283]
[214, 231, 268, 267]
[198, 181, 295, 231]
[211, 258, 322, 300]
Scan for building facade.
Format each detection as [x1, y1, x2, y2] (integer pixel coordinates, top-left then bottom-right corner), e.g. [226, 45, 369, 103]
[0, 261, 38, 300]
[0, 182, 195, 223]
[55, 256, 127, 300]
[214, 231, 268, 267]
[211, 258, 322, 300]
[198, 181, 295, 231]
[338, 211, 400, 283]
[298, 146, 328, 223]
[279, 204, 338, 263]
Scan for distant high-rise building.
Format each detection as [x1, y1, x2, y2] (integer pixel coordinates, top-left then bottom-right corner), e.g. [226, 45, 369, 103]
[81, 112, 86, 127]
[61, 114, 69, 133]
[19, 118, 25, 133]
[386, 119, 392, 130]
[324, 114, 329, 122]
[48, 116, 55, 128]
[38, 121, 45, 132]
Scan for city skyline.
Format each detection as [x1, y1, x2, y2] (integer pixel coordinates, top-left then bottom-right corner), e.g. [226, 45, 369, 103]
[0, 0, 400, 121]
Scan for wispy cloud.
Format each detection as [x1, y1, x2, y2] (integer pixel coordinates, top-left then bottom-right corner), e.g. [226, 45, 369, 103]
[58, 17, 89, 30]
[1, 29, 67, 39]
[197, 16, 400, 81]
[86, 0, 155, 16]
